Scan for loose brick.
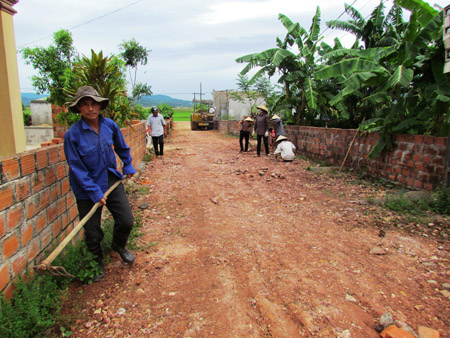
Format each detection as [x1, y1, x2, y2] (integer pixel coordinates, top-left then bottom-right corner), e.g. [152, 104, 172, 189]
[3, 234, 19, 258]
[20, 153, 36, 175]
[6, 205, 24, 231]
[21, 222, 34, 246]
[0, 264, 10, 291]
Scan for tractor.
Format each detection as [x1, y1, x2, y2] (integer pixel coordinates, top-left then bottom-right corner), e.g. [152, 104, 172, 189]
[190, 99, 215, 130]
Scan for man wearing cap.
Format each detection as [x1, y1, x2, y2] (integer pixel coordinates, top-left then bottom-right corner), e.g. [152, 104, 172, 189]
[274, 135, 296, 162]
[254, 104, 271, 156]
[64, 85, 136, 282]
[238, 115, 253, 152]
[271, 114, 285, 139]
[146, 106, 166, 157]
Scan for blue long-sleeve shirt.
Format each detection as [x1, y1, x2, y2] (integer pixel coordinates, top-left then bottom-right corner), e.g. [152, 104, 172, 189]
[63, 115, 136, 202]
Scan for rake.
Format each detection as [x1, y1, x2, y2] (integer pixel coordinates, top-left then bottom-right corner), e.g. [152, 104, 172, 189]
[34, 180, 122, 278]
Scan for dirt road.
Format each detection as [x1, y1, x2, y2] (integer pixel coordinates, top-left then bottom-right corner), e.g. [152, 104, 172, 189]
[66, 121, 450, 337]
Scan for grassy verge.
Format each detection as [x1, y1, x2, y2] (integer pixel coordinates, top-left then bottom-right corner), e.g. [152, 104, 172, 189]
[0, 186, 149, 338]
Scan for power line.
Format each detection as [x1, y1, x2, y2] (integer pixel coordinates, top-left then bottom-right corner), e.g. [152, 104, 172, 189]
[320, 0, 358, 37]
[17, 0, 143, 49]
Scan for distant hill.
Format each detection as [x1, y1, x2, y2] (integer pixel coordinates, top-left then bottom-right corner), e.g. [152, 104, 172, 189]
[136, 95, 193, 108]
[21, 93, 193, 108]
[21, 93, 48, 106]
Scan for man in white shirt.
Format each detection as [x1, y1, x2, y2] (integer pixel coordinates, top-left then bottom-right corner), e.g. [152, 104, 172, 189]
[274, 135, 296, 162]
[146, 106, 167, 156]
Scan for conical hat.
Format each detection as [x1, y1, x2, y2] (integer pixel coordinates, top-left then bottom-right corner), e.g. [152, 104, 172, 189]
[256, 104, 269, 112]
[275, 135, 287, 143]
[271, 114, 280, 120]
[244, 117, 254, 122]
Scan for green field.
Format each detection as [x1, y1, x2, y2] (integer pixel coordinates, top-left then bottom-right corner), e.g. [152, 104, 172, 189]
[173, 108, 192, 121]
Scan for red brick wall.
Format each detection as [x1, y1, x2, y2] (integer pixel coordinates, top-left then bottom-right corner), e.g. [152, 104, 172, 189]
[217, 121, 448, 191]
[0, 122, 147, 298]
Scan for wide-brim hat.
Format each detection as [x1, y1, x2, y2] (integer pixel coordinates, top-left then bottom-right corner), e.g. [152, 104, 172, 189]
[271, 114, 281, 120]
[256, 104, 269, 113]
[244, 117, 254, 122]
[275, 135, 287, 143]
[68, 86, 109, 113]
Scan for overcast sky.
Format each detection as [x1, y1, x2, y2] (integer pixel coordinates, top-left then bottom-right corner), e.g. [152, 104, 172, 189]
[13, 0, 443, 101]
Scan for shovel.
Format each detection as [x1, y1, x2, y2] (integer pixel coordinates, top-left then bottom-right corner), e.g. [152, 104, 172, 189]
[34, 180, 123, 278]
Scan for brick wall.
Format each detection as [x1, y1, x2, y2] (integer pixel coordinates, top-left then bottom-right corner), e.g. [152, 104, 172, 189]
[217, 121, 448, 191]
[0, 122, 147, 298]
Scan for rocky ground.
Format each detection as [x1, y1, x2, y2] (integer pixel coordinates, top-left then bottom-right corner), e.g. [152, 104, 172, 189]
[61, 121, 450, 338]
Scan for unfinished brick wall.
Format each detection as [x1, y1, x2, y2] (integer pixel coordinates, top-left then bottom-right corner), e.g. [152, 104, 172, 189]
[217, 121, 448, 191]
[0, 122, 147, 298]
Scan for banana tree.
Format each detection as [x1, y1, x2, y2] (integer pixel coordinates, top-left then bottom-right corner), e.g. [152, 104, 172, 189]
[316, 0, 449, 158]
[236, 7, 325, 125]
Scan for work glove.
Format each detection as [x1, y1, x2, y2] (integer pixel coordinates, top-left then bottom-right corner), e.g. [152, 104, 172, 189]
[264, 131, 269, 137]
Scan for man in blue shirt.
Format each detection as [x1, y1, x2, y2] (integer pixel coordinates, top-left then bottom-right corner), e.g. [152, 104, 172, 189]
[64, 86, 136, 282]
[146, 106, 166, 156]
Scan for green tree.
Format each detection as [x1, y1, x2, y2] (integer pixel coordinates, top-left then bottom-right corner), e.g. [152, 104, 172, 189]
[21, 29, 77, 106]
[119, 39, 152, 102]
[236, 8, 325, 125]
[60, 50, 133, 127]
[229, 74, 263, 116]
[316, 0, 449, 157]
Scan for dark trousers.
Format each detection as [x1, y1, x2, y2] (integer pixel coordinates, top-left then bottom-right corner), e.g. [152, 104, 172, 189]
[239, 130, 250, 152]
[257, 134, 269, 155]
[152, 135, 164, 155]
[76, 173, 134, 260]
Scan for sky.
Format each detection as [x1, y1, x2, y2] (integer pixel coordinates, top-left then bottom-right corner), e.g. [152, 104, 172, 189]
[13, 0, 444, 101]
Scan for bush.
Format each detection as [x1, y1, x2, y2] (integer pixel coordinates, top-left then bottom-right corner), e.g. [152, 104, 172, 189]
[0, 274, 61, 338]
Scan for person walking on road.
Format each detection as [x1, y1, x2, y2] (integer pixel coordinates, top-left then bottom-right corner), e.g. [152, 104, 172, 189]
[238, 116, 253, 152]
[274, 135, 296, 162]
[146, 106, 167, 156]
[64, 85, 136, 282]
[254, 104, 270, 156]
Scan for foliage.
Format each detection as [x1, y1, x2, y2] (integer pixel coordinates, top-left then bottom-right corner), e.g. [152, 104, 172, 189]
[21, 30, 77, 106]
[157, 103, 175, 119]
[119, 39, 152, 102]
[430, 188, 450, 215]
[22, 105, 31, 126]
[317, 0, 448, 158]
[133, 104, 151, 120]
[229, 74, 264, 116]
[0, 274, 62, 338]
[60, 50, 133, 127]
[236, 8, 328, 125]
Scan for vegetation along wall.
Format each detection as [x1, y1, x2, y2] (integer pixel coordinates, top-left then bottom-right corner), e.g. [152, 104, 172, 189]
[217, 121, 448, 191]
[0, 122, 146, 298]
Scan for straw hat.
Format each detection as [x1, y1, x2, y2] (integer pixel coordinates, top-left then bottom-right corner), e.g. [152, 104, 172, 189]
[256, 104, 269, 113]
[244, 117, 254, 122]
[68, 86, 109, 113]
[271, 114, 280, 120]
[275, 135, 287, 143]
